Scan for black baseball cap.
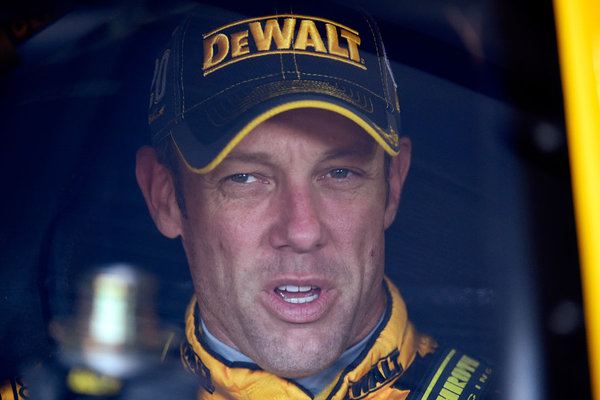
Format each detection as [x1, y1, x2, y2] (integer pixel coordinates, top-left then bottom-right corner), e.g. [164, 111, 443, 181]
[148, 1, 401, 173]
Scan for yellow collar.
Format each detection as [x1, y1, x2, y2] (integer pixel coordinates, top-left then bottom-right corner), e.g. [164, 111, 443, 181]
[181, 277, 436, 400]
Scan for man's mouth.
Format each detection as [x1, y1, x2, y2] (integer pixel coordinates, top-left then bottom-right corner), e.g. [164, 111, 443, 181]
[275, 285, 321, 304]
[262, 281, 333, 323]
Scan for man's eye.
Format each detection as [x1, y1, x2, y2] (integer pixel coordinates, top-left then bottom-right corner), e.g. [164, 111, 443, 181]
[327, 168, 352, 179]
[228, 173, 258, 183]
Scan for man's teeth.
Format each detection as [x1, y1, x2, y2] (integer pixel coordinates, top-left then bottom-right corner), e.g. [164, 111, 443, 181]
[276, 285, 320, 304]
[283, 294, 319, 304]
[277, 285, 312, 293]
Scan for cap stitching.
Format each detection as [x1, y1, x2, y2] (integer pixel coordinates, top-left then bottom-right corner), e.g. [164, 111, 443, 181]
[206, 80, 376, 126]
[182, 70, 388, 118]
[285, 71, 385, 100]
[180, 14, 194, 116]
[279, 54, 285, 80]
[289, 5, 301, 80]
[363, 15, 389, 110]
[180, 34, 186, 115]
[274, 6, 286, 81]
[151, 68, 389, 144]
[203, 51, 366, 76]
[293, 53, 301, 80]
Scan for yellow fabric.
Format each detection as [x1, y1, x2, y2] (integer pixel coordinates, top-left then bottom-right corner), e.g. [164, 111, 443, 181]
[554, 1, 600, 398]
[0, 379, 27, 400]
[182, 277, 437, 400]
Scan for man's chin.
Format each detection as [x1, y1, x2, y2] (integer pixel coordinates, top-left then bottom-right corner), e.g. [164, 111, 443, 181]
[250, 335, 346, 379]
[260, 353, 340, 380]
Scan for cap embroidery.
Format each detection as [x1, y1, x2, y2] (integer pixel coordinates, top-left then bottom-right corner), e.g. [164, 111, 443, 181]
[149, 49, 170, 109]
[202, 15, 364, 76]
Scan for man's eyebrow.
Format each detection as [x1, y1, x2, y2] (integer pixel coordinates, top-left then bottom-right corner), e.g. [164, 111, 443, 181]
[321, 144, 378, 162]
[220, 152, 276, 166]
[220, 144, 378, 166]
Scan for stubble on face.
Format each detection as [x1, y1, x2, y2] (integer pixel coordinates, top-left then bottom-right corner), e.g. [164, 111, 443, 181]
[177, 109, 391, 378]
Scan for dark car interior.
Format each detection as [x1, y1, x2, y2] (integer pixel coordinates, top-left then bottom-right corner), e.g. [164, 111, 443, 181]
[0, 0, 588, 398]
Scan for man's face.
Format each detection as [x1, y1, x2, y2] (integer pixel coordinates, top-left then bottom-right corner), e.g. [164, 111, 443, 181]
[158, 109, 409, 378]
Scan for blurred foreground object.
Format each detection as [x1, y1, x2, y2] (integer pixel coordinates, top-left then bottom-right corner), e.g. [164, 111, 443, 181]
[554, 0, 600, 399]
[52, 264, 163, 378]
[39, 264, 172, 398]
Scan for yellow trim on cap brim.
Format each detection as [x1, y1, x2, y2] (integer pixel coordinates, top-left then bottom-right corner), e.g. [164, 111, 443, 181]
[176, 100, 400, 174]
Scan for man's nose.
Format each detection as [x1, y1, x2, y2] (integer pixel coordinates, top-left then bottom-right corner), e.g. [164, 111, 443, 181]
[269, 183, 326, 252]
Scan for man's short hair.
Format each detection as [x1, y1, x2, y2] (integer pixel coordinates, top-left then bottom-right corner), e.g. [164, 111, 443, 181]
[154, 136, 188, 218]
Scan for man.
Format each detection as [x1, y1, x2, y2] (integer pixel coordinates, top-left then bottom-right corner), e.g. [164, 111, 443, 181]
[134, 2, 494, 399]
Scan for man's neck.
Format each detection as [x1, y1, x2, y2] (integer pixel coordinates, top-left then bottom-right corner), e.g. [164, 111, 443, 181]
[200, 313, 385, 397]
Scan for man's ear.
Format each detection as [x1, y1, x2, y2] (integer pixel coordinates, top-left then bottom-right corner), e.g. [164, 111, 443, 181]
[384, 137, 411, 229]
[135, 145, 183, 238]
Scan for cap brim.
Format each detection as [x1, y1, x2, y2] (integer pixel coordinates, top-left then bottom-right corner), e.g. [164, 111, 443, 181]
[171, 96, 400, 174]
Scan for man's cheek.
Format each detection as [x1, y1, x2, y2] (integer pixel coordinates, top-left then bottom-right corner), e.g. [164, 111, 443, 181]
[326, 205, 380, 237]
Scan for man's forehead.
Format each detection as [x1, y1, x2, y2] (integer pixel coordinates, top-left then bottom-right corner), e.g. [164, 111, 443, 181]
[222, 109, 379, 162]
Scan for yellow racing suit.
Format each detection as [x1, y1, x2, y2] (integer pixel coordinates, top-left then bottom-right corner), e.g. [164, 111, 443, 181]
[1, 278, 494, 399]
[180, 278, 494, 400]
